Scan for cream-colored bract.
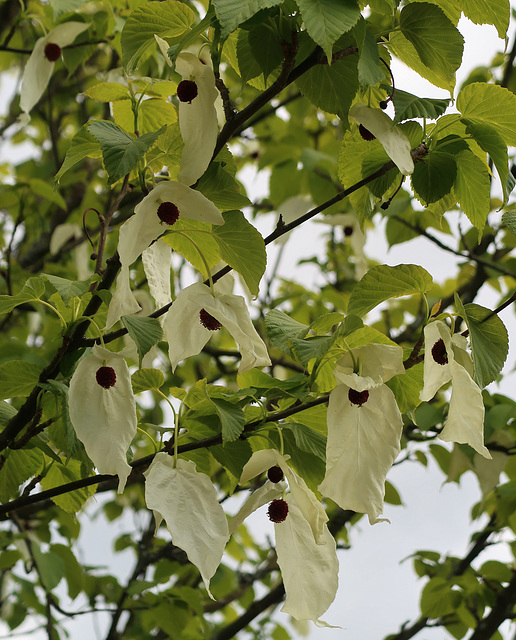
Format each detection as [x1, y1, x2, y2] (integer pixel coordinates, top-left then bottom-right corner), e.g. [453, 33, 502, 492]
[163, 282, 271, 374]
[20, 22, 90, 118]
[68, 345, 137, 493]
[50, 223, 91, 280]
[144, 454, 229, 598]
[334, 342, 405, 392]
[176, 52, 219, 186]
[105, 181, 223, 328]
[232, 449, 338, 626]
[349, 103, 414, 176]
[420, 320, 490, 458]
[319, 382, 403, 524]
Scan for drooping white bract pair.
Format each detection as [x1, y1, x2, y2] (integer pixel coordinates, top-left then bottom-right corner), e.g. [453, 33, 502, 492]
[349, 103, 414, 176]
[163, 281, 271, 374]
[20, 22, 90, 120]
[68, 345, 137, 493]
[319, 343, 405, 524]
[105, 181, 224, 329]
[420, 320, 490, 458]
[144, 453, 229, 599]
[229, 449, 339, 627]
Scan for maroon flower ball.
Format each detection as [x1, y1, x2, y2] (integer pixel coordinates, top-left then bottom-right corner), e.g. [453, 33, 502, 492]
[359, 124, 376, 141]
[431, 338, 449, 365]
[177, 80, 198, 103]
[348, 388, 370, 406]
[267, 498, 289, 523]
[344, 225, 354, 237]
[267, 466, 284, 483]
[199, 309, 222, 331]
[157, 201, 180, 225]
[96, 365, 117, 389]
[44, 42, 62, 62]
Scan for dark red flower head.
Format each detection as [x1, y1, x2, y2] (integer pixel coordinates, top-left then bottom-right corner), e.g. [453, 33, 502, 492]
[199, 309, 222, 331]
[157, 201, 180, 225]
[44, 42, 62, 62]
[177, 80, 198, 103]
[96, 366, 117, 389]
[344, 225, 354, 237]
[348, 388, 369, 406]
[359, 124, 376, 141]
[267, 499, 289, 523]
[431, 338, 449, 365]
[267, 466, 284, 483]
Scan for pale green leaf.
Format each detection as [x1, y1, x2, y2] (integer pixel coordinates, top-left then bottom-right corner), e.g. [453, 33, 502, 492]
[0, 361, 43, 400]
[457, 83, 516, 146]
[400, 3, 464, 84]
[282, 422, 327, 461]
[461, 0, 510, 39]
[87, 121, 161, 185]
[83, 82, 131, 102]
[296, 0, 360, 62]
[40, 459, 97, 512]
[265, 309, 309, 353]
[51, 544, 84, 600]
[197, 162, 251, 211]
[32, 545, 66, 591]
[454, 150, 491, 234]
[121, 0, 195, 72]
[213, 0, 283, 39]
[355, 20, 384, 87]
[113, 98, 177, 135]
[392, 89, 450, 124]
[212, 210, 266, 296]
[502, 209, 516, 234]
[0, 448, 43, 502]
[464, 121, 509, 202]
[0, 400, 16, 425]
[42, 274, 90, 305]
[55, 126, 101, 183]
[132, 368, 165, 393]
[290, 335, 335, 366]
[0, 276, 46, 314]
[347, 264, 433, 317]
[122, 315, 163, 368]
[29, 179, 66, 210]
[162, 219, 221, 278]
[386, 361, 424, 413]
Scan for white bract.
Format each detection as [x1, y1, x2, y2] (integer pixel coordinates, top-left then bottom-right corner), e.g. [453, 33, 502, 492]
[105, 181, 223, 328]
[20, 22, 90, 119]
[68, 345, 137, 493]
[420, 320, 490, 458]
[163, 282, 271, 374]
[230, 449, 338, 626]
[50, 223, 91, 280]
[349, 102, 414, 176]
[176, 52, 219, 186]
[144, 454, 229, 598]
[319, 342, 405, 524]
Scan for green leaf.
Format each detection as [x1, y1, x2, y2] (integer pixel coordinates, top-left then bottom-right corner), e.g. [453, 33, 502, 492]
[0, 361, 43, 400]
[421, 577, 462, 617]
[296, 48, 359, 118]
[461, 0, 510, 39]
[209, 397, 245, 442]
[265, 309, 309, 352]
[210, 439, 252, 480]
[40, 459, 97, 512]
[457, 83, 516, 146]
[400, 3, 464, 84]
[162, 219, 221, 278]
[457, 301, 509, 388]
[87, 121, 162, 185]
[0, 400, 16, 425]
[0, 276, 46, 314]
[248, 24, 283, 82]
[42, 274, 90, 305]
[454, 150, 491, 234]
[296, 0, 360, 62]
[122, 315, 163, 368]
[411, 151, 456, 205]
[502, 209, 516, 234]
[386, 361, 424, 413]
[197, 162, 251, 210]
[290, 335, 335, 366]
[29, 179, 67, 210]
[132, 368, 165, 393]
[83, 82, 131, 102]
[355, 20, 384, 87]
[55, 126, 102, 183]
[464, 121, 509, 203]
[282, 422, 326, 461]
[113, 98, 177, 136]
[32, 544, 66, 591]
[121, 0, 195, 72]
[392, 89, 450, 124]
[347, 264, 433, 317]
[0, 448, 43, 502]
[212, 210, 266, 296]
[51, 544, 84, 600]
[213, 0, 283, 39]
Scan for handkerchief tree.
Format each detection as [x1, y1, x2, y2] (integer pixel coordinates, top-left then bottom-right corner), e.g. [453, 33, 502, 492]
[0, 0, 515, 639]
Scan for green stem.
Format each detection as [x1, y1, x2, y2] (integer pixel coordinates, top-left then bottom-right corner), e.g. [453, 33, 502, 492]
[37, 300, 67, 327]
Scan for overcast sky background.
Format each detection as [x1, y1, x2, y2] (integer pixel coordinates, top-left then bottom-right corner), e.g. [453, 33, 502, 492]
[1, 12, 515, 640]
